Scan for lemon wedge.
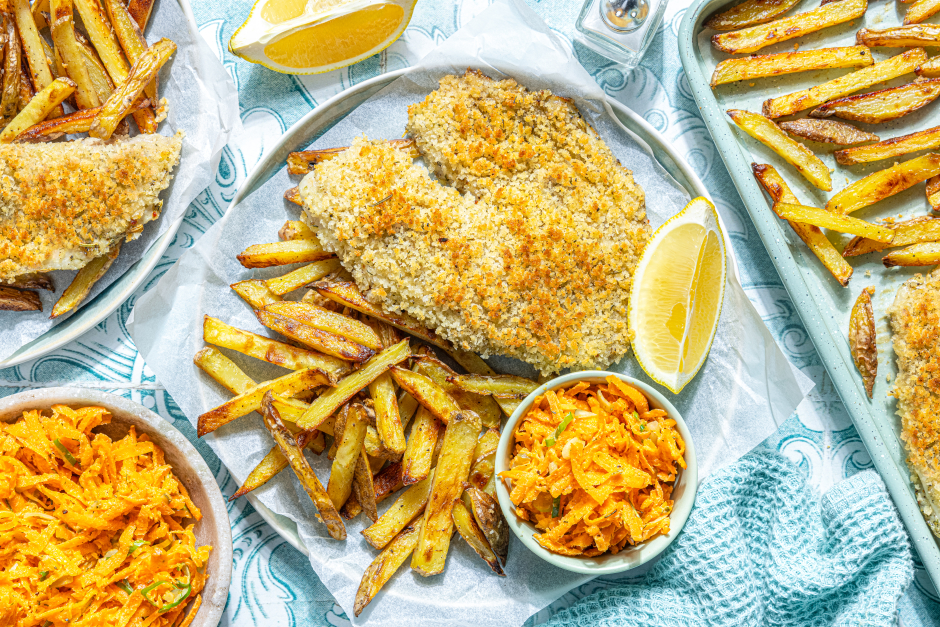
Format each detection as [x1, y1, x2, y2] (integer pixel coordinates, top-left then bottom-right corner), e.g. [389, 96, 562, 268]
[230, 0, 416, 75]
[629, 197, 727, 394]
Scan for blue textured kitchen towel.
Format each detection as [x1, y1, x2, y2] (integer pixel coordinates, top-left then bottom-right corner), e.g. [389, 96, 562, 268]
[544, 450, 913, 627]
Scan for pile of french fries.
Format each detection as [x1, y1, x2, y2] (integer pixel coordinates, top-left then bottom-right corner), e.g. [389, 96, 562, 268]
[194, 211, 545, 615]
[706, 0, 940, 288]
[0, 0, 175, 316]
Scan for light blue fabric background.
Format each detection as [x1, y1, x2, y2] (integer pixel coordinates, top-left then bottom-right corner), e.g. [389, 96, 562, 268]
[1, 0, 938, 624]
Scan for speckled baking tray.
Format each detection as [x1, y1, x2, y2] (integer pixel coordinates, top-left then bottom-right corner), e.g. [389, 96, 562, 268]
[679, 0, 940, 589]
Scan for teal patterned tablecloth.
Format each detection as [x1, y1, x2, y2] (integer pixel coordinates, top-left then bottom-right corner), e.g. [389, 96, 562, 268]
[2, 0, 939, 625]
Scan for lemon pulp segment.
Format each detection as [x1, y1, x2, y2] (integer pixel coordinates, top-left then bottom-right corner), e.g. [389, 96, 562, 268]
[261, 0, 309, 23]
[263, 3, 404, 69]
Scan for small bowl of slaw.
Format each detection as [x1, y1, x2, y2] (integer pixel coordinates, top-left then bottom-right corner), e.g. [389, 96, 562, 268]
[494, 371, 697, 575]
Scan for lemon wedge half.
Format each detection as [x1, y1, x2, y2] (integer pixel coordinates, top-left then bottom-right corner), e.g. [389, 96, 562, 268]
[230, 0, 416, 75]
[629, 196, 727, 394]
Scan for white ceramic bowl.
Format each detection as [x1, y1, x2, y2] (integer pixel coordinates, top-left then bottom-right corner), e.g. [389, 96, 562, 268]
[494, 371, 698, 575]
[0, 388, 232, 627]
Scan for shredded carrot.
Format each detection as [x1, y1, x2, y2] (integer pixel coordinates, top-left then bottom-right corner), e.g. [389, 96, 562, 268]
[0, 405, 212, 627]
[500, 376, 686, 556]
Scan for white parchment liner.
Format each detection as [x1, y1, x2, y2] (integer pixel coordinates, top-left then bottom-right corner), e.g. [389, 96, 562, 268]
[131, 1, 811, 625]
[0, 0, 241, 360]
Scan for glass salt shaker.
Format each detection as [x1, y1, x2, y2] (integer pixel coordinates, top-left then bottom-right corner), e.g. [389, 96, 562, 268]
[575, 0, 670, 71]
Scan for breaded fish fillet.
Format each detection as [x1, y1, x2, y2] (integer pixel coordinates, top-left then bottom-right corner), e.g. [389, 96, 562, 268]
[888, 268, 940, 537]
[0, 132, 183, 282]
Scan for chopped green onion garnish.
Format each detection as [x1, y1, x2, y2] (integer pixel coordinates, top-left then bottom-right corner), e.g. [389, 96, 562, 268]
[551, 496, 560, 518]
[39, 571, 50, 581]
[117, 580, 134, 595]
[544, 412, 574, 448]
[128, 540, 150, 555]
[143, 580, 192, 613]
[53, 439, 78, 466]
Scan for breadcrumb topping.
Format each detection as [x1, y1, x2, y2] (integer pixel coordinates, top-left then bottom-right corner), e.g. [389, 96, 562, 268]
[301, 73, 649, 373]
[0, 132, 183, 281]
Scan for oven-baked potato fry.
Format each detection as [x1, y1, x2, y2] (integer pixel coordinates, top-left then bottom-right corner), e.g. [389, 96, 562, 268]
[49, 0, 100, 110]
[102, 0, 155, 100]
[442, 349, 520, 417]
[203, 315, 350, 376]
[193, 346, 256, 394]
[362, 473, 433, 549]
[883, 241, 940, 266]
[752, 163, 853, 286]
[728, 110, 831, 191]
[263, 301, 382, 350]
[327, 404, 369, 509]
[905, 0, 940, 24]
[0, 14, 21, 124]
[857, 24, 940, 47]
[126, 0, 154, 29]
[778, 118, 878, 145]
[229, 427, 324, 501]
[50, 241, 121, 318]
[256, 309, 375, 362]
[370, 372, 405, 456]
[296, 339, 411, 430]
[343, 461, 405, 520]
[311, 280, 451, 349]
[466, 428, 500, 497]
[411, 410, 481, 576]
[390, 366, 461, 425]
[264, 259, 341, 296]
[284, 186, 302, 205]
[849, 286, 877, 398]
[0, 286, 42, 311]
[774, 203, 895, 242]
[197, 367, 327, 436]
[917, 55, 940, 77]
[401, 406, 443, 486]
[835, 126, 940, 165]
[826, 153, 940, 214]
[711, 0, 866, 54]
[237, 239, 332, 268]
[352, 449, 379, 522]
[12, 99, 149, 140]
[261, 391, 346, 540]
[354, 521, 422, 617]
[452, 500, 505, 576]
[413, 353, 502, 429]
[279, 220, 317, 242]
[810, 78, 940, 124]
[929, 175, 940, 210]
[464, 485, 508, 564]
[270, 396, 337, 435]
[445, 373, 540, 399]
[6, 273, 54, 291]
[711, 46, 873, 87]
[287, 139, 417, 175]
[231, 279, 281, 309]
[704, 0, 801, 31]
[844, 217, 940, 256]
[13, 0, 59, 118]
[763, 48, 927, 118]
[0, 77, 74, 142]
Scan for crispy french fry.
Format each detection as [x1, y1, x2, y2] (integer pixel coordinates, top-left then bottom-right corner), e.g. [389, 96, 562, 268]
[728, 109, 831, 191]
[101, 0, 155, 100]
[883, 241, 940, 266]
[362, 473, 433, 550]
[827, 153, 940, 214]
[230, 279, 281, 309]
[5, 272, 53, 291]
[354, 521, 422, 617]
[762, 48, 927, 118]
[13, 0, 59, 117]
[370, 372, 405, 456]
[352, 449, 379, 522]
[260, 392, 346, 540]
[857, 25, 940, 47]
[390, 366, 461, 425]
[752, 163, 853, 286]
[905, 0, 940, 24]
[237, 239, 332, 268]
[401, 406, 442, 486]
[197, 368, 327, 436]
[835, 125, 940, 165]
[50, 241, 120, 318]
[49, 0, 99, 109]
[287, 139, 417, 175]
[193, 346, 256, 395]
[255, 309, 375, 362]
[810, 78, 940, 124]
[849, 286, 877, 398]
[279, 220, 317, 242]
[229, 427, 324, 501]
[1, 13, 22, 123]
[917, 55, 940, 77]
[342, 460, 404, 519]
[843, 217, 940, 256]
[264, 259, 342, 296]
[12, 98, 148, 140]
[928, 175, 940, 210]
[774, 203, 895, 242]
[126, 0, 154, 29]
[413, 354, 502, 430]
[263, 301, 382, 350]
[464, 485, 508, 564]
[0, 286, 41, 311]
[76, 33, 115, 99]
[284, 186, 302, 206]
[452, 500, 504, 576]
[327, 404, 369, 509]
[443, 349, 520, 417]
[710, 46, 872, 87]
[311, 281, 450, 349]
[88, 37, 174, 139]
[711, 0, 866, 54]
[203, 316, 349, 377]
[704, 0, 800, 30]
[296, 339, 411, 430]
[0, 76, 74, 142]
[778, 118, 878, 145]
[445, 373, 540, 399]
[411, 410, 481, 577]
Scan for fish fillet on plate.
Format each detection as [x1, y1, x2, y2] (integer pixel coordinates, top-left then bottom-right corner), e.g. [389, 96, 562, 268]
[0, 132, 183, 283]
[889, 268, 940, 537]
[300, 72, 650, 374]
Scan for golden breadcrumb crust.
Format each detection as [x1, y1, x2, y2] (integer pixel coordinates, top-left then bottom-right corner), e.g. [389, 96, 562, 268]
[0, 132, 183, 282]
[889, 268, 940, 537]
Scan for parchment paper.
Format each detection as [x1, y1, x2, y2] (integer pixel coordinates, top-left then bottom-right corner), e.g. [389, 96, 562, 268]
[130, 1, 811, 625]
[0, 0, 241, 361]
